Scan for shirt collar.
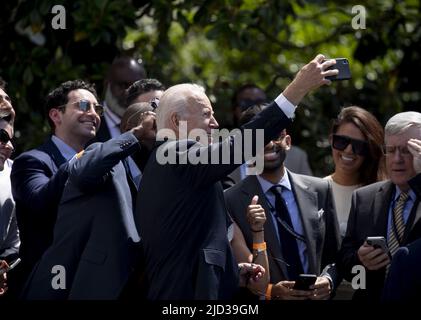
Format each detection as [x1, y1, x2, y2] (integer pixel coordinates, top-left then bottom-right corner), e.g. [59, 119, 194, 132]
[257, 168, 292, 194]
[51, 135, 78, 161]
[103, 101, 121, 127]
[393, 185, 416, 202]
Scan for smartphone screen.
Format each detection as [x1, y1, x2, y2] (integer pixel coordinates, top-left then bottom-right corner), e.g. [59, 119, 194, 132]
[293, 274, 317, 290]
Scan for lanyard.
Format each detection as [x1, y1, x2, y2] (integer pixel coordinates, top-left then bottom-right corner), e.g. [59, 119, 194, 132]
[264, 193, 306, 243]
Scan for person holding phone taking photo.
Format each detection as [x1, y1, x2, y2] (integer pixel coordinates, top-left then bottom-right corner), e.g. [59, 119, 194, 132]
[339, 112, 421, 301]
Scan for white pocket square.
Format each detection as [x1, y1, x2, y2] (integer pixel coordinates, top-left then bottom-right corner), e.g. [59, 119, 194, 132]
[317, 208, 325, 218]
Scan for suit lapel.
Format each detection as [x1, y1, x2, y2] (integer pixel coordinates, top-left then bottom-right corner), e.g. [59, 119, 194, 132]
[405, 198, 421, 242]
[241, 176, 289, 278]
[288, 172, 319, 274]
[372, 182, 394, 237]
[39, 137, 67, 169]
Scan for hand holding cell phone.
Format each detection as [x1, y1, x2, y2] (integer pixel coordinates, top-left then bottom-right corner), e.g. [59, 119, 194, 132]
[358, 238, 390, 270]
[324, 58, 352, 81]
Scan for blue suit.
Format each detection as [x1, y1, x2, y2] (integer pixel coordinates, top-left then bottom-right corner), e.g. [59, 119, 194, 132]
[22, 131, 142, 299]
[10, 138, 69, 294]
[382, 238, 421, 300]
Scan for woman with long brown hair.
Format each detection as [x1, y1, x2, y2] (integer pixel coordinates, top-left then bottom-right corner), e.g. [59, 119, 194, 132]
[325, 106, 386, 238]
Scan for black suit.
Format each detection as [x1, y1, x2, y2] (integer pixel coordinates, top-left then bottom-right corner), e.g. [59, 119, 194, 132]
[136, 101, 292, 300]
[22, 132, 142, 299]
[339, 175, 421, 301]
[10, 137, 69, 295]
[225, 172, 340, 287]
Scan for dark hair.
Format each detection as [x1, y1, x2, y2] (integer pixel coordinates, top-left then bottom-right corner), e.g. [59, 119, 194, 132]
[0, 77, 6, 90]
[231, 83, 266, 109]
[331, 106, 386, 185]
[125, 78, 165, 107]
[238, 104, 265, 126]
[45, 80, 98, 130]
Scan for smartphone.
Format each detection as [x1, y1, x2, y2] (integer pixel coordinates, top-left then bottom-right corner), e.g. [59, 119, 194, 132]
[0, 258, 21, 276]
[325, 58, 351, 81]
[293, 274, 317, 291]
[366, 236, 390, 256]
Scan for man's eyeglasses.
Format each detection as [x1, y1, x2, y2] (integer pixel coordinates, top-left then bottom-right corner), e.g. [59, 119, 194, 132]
[382, 145, 412, 156]
[0, 129, 11, 145]
[332, 134, 369, 156]
[57, 100, 104, 116]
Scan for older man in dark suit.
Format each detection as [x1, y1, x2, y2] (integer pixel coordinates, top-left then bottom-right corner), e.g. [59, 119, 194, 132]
[339, 112, 421, 300]
[225, 106, 340, 300]
[135, 54, 339, 300]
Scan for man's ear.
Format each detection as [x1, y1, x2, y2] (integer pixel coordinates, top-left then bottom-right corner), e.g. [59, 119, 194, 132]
[284, 135, 292, 151]
[49, 108, 62, 127]
[170, 112, 179, 129]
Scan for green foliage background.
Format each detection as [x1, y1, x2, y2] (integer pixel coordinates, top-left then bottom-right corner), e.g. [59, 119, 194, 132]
[1, 0, 420, 176]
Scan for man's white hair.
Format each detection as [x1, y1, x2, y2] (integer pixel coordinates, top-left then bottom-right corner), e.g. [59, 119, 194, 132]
[156, 83, 206, 131]
[385, 111, 421, 136]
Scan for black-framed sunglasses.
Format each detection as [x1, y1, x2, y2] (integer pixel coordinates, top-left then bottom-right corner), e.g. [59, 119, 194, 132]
[57, 99, 104, 116]
[332, 134, 369, 156]
[0, 128, 11, 145]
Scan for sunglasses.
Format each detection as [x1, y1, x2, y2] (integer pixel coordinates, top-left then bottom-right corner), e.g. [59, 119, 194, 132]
[0, 129, 11, 145]
[332, 134, 369, 156]
[57, 100, 104, 116]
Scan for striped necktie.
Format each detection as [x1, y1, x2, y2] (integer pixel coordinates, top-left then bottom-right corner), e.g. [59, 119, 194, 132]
[388, 192, 409, 256]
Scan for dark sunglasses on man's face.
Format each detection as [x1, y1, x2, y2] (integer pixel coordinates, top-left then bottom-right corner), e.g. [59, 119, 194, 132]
[58, 100, 104, 116]
[332, 134, 369, 156]
[0, 128, 11, 144]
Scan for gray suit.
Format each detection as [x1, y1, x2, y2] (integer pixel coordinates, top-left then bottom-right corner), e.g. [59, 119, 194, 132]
[225, 171, 340, 286]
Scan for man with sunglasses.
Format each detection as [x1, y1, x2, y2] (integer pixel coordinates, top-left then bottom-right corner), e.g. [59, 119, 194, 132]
[0, 79, 18, 297]
[10, 80, 102, 297]
[21, 103, 157, 300]
[339, 111, 421, 301]
[225, 105, 340, 300]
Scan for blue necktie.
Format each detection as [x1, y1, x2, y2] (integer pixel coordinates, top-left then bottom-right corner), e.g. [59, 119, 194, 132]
[270, 185, 303, 280]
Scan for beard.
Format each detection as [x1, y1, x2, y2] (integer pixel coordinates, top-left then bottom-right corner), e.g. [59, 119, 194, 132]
[263, 146, 286, 172]
[104, 85, 126, 118]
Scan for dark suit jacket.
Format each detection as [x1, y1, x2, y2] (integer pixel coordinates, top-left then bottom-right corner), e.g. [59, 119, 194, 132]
[382, 237, 421, 300]
[135, 101, 292, 300]
[224, 171, 340, 287]
[339, 176, 421, 301]
[10, 137, 69, 293]
[21, 132, 142, 300]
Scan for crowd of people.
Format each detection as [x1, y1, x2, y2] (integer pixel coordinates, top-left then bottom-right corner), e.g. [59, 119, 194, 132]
[1, 53, 421, 301]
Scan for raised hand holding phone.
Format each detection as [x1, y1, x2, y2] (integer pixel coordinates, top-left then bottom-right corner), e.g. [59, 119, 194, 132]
[325, 58, 352, 81]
